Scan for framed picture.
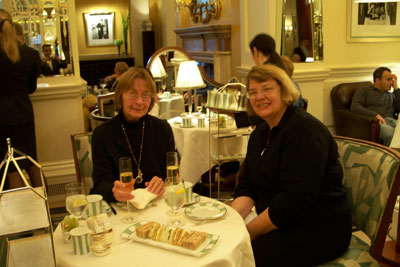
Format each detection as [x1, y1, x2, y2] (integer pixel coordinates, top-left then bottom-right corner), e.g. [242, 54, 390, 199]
[347, 0, 400, 42]
[83, 12, 115, 46]
[98, 92, 115, 118]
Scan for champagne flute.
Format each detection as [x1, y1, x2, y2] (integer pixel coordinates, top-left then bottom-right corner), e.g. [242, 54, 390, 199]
[65, 182, 88, 220]
[119, 157, 137, 224]
[196, 95, 203, 113]
[161, 77, 167, 93]
[165, 152, 185, 226]
[99, 78, 106, 90]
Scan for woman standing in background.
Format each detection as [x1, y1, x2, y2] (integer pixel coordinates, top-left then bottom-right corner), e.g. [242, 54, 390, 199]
[0, 9, 41, 188]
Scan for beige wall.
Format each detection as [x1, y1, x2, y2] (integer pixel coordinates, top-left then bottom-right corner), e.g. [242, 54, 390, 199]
[238, 0, 400, 130]
[75, 0, 130, 56]
[176, 0, 241, 77]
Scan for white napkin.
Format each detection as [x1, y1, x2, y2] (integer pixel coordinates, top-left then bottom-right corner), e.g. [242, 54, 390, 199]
[129, 188, 157, 209]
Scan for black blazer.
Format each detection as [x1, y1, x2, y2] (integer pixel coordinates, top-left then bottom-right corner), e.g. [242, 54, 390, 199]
[0, 45, 41, 125]
[41, 58, 67, 76]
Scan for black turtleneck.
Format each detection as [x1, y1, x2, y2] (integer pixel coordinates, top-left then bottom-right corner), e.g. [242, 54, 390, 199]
[91, 113, 175, 202]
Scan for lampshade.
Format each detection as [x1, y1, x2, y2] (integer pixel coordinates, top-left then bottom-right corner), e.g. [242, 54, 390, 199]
[174, 60, 206, 91]
[150, 56, 167, 79]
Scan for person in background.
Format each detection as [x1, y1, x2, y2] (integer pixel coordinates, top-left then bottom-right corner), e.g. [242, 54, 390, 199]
[91, 67, 175, 202]
[250, 33, 287, 72]
[231, 65, 351, 265]
[351, 67, 399, 146]
[281, 55, 303, 108]
[0, 9, 42, 188]
[104, 61, 130, 91]
[292, 39, 311, 62]
[40, 44, 67, 76]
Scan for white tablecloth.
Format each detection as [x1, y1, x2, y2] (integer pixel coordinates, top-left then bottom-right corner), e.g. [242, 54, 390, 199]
[54, 197, 255, 267]
[168, 116, 251, 184]
[157, 94, 185, 120]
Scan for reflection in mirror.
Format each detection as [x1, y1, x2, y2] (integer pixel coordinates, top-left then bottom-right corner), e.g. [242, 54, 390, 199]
[147, 46, 223, 94]
[281, 0, 323, 62]
[11, 0, 73, 76]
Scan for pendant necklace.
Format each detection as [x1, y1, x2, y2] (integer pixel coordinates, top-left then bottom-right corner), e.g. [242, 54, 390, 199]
[121, 120, 145, 183]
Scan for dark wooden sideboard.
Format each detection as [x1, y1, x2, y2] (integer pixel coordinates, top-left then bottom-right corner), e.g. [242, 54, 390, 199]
[79, 55, 135, 86]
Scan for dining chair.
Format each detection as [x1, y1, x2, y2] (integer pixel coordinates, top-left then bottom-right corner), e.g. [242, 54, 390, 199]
[318, 136, 400, 266]
[71, 132, 93, 194]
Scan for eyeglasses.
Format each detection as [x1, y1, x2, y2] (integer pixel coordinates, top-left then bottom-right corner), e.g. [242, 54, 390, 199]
[126, 91, 152, 101]
[247, 87, 277, 99]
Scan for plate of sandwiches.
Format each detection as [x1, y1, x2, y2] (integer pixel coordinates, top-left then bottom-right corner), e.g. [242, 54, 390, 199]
[120, 221, 219, 257]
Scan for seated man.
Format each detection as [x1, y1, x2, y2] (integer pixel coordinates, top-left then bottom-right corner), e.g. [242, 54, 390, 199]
[351, 67, 399, 146]
[40, 44, 67, 76]
[104, 61, 129, 91]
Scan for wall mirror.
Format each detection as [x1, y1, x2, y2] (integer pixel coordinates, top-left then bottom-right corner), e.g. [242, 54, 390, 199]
[9, 0, 74, 76]
[281, 0, 323, 62]
[146, 46, 222, 93]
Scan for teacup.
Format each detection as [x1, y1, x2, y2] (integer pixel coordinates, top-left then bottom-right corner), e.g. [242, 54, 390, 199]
[184, 182, 194, 203]
[182, 117, 192, 128]
[197, 117, 205, 128]
[85, 194, 104, 217]
[164, 91, 171, 98]
[68, 227, 91, 255]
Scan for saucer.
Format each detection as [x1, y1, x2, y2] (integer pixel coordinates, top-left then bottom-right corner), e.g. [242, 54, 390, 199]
[183, 193, 200, 206]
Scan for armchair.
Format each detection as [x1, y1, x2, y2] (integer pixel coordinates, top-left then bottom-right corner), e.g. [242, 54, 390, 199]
[331, 82, 380, 143]
[319, 136, 400, 266]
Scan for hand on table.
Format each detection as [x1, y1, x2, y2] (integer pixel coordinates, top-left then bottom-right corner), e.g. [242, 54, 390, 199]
[145, 176, 165, 196]
[375, 114, 386, 124]
[112, 180, 135, 202]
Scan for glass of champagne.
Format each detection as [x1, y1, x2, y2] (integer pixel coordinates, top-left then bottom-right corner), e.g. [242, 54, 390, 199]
[161, 77, 167, 93]
[196, 94, 203, 113]
[165, 152, 185, 226]
[99, 78, 106, 90]
[65, 182, 88, 220]
[119, 157, 137, 224]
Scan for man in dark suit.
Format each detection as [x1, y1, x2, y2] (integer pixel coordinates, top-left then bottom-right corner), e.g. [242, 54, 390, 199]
[40, 44, 67, 76]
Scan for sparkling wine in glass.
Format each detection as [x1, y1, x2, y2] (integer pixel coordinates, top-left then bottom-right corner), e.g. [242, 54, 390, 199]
[99, 78, 106, 90]
[65, 182, 88, 220]
[196, 95, 203, 113]
[165, 152, 185, 226]
[161, 77, 167, 93]
[119, 157, 137, 224]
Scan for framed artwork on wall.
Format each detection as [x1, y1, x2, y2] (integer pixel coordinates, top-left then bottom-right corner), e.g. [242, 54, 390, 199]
[347, 0, 400, 42]
[83, 12, 115, 46]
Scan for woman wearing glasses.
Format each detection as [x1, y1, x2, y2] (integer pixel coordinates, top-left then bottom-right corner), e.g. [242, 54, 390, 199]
[91, 67, 175, 202]
[231, 65, 351, 266]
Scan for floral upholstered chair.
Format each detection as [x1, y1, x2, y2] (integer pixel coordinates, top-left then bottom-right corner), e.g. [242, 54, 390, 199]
[319, 136, 400, 266]
[71, 132, 93, 194]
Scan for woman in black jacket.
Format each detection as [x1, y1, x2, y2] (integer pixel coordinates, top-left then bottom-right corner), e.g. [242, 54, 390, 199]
[0, 9, 41, 189]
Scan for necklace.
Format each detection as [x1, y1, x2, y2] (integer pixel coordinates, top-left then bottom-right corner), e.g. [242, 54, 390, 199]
[121, 120, 145, 183]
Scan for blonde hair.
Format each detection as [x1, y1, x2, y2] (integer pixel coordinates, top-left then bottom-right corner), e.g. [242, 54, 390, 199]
[0, 9, 20, 63]
[114, 66, 157, 113]
[246, 65, 300, 117]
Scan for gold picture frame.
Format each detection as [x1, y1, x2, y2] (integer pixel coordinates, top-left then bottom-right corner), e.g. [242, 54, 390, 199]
[83, 12, 115, 46]
[347, 0, 400, 42]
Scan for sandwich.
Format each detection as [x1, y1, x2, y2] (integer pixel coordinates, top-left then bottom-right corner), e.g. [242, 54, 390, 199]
[148, 223, 161, 240]
[181, 231, 207, 250]
[135, 222, 157, 239]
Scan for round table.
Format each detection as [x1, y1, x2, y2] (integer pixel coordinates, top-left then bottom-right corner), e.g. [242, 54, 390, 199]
[54, 196, 255, 267]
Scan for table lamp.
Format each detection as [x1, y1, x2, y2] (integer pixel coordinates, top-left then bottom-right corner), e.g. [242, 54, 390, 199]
[174, 60, 206, 113]
[150, 56, 167, 92]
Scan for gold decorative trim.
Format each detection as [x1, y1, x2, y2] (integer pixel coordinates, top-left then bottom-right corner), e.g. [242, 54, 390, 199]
[189, 0, 221, 24]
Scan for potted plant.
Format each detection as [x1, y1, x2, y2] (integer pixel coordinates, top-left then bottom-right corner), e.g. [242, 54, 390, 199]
[114, 39, 123, 56]
[122, 13, 130, 55]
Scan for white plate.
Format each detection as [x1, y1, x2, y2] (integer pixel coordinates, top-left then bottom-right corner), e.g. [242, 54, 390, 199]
[183, 193, 200, 206]
[184, 202, 227, 221]
[179, 125, 195, 128]
[120, 221, 219, 257]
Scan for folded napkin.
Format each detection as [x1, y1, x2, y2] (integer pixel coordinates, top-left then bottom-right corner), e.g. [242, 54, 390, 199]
[129, 188, 157, 209]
